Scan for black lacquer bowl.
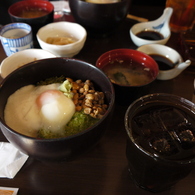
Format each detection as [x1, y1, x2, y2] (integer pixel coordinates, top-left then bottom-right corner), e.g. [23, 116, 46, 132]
[69, 0, 131, 35]
[0, 58, 115, 161]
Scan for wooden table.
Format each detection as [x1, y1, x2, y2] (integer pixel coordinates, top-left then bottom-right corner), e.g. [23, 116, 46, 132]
[0, 5, 195, 195]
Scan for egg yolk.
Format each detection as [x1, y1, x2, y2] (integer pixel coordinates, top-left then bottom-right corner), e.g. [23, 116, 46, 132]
[36, 89, 75, 133]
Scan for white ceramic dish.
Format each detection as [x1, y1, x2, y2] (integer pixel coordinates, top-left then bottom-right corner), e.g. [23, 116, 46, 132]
[0, 49, 56, 78]
[130, 7, 173, 47]
[36, 21, 87, 57]
[137, 44, 191, 80]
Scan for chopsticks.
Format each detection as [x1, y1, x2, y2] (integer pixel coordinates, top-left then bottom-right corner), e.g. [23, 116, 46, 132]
[126, 14, 148, 22]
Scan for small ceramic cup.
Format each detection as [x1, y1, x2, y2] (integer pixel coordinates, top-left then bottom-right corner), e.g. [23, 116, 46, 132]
[0, 23, 33, 56]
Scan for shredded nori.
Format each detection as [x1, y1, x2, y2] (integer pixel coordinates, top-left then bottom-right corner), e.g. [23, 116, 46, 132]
[36, 75, 66, 86]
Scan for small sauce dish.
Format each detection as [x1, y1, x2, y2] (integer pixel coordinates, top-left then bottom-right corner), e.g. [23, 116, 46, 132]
[137, 44, 191, 80]
[130, 7, 173, 47]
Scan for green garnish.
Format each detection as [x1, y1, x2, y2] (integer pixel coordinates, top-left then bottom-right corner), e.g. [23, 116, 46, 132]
[113, 72, 130, 85]
[59, 79, 73, 98]
[37, 111, 99, 139]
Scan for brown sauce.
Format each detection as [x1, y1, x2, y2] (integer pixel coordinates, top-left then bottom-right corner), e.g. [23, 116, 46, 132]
[136, 30, 164, 40]
[149, 54, 175, 70]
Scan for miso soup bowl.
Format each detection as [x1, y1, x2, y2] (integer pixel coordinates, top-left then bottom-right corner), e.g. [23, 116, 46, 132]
[8, 0, 54, 35]
[0, 58, 115, 161]
[96, 49, 159, 105]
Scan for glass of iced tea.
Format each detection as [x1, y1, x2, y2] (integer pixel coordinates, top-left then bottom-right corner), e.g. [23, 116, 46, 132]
[125, 93, 195, 192]
[166, 0, 195, 32]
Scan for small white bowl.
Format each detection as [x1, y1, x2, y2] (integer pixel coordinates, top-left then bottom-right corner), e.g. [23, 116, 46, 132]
[130, 7, 172, 47]
[36, 21, 87, 57]
[0, 49, 56, 78]
[137, 44, 191, 80]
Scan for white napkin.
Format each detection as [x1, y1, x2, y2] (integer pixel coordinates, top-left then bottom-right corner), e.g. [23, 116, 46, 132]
[0, 142, 29, 179]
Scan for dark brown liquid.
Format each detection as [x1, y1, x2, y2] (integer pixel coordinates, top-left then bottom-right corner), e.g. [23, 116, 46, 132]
[132, 104, 195, 159]
[149, 54, 174, 70]
[136, 30, 164, 40]
[126, 103, 195, 192]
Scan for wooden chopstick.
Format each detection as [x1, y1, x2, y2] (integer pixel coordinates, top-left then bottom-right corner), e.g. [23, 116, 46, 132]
[126, 14, 148, 22]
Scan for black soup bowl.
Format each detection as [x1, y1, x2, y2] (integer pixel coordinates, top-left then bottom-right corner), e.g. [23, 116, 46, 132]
[0, 58, 115, 161]
[69, 0, 131, 35]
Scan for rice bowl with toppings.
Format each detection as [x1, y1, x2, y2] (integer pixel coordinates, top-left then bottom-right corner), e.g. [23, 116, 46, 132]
[4, 77, 108, 139]
[0, 58, 115, 161]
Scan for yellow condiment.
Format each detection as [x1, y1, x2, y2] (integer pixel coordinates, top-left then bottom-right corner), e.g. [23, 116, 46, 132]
[46, 37, 76, 45]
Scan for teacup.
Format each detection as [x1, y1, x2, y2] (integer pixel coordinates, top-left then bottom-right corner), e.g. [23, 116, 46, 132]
[0, 23, 33, 56]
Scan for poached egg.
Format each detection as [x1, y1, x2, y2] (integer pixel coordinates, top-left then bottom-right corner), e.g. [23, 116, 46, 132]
[4, 83, 75, 137]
